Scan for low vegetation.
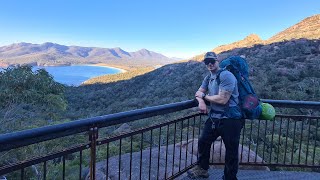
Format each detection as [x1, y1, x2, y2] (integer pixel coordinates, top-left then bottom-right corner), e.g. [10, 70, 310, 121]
[82, 67, 154, 85]
[0, 65, 67, 133]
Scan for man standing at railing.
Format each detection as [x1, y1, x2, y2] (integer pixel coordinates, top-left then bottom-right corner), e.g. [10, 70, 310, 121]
[188, 52, 243, 180]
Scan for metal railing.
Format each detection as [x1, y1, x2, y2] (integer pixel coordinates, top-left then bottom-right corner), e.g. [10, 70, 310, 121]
[0, 99, 319, 179]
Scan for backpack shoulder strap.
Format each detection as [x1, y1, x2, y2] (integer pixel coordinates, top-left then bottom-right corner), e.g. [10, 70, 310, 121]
[204, 74, 211, 87]
[216, 68, 227, 85]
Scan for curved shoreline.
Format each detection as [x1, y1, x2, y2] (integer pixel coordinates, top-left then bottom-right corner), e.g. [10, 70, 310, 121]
[0, 63, 128, 73]
[85, 63, 128, 73]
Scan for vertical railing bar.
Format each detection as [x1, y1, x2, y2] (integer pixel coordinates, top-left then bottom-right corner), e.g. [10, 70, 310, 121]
[129, 136, 133, 180]
[306, 117, 311, 165]
[211, 115, 215, 164]
[191, 116, 196, 164]
[157, 127, 162, 180]
[197, 115, 202, 160]
[89, 127, 98, 180]
[211, 136, 215, 164]
[106, 143, 109, 180]
[149, 130, 153, 180]
[262, 120, 268, 162]
[269, 119, 276, 164]
[185, 118, 190, 168]
[298, 119, 304, 164]
[248, 119, 254, 162]
[276, 117, 283, 164]
[119, 138, 122, 180]
[219, 137, 223, 162]
[164, 124, 169, 179]
[255, 119, 261, 163]
[172, 122, 177, 176]
[79, 150, 83, 180]
[240, 119, 246, 163]
[179, 120, 183, 172]
[63, 155, 66, 180]
[139, 132, 144, 180]
[283, 118, 290, 165]
[43, 161, 47, 180]
[291, 120, 297, 165]
[312, 118, 319, 166]
[21, 168, 24, 180]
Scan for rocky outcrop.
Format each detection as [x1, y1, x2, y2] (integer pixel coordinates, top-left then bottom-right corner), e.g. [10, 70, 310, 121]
[113, 123, 132, 134]
[84, 138, 269, 180]
[212, 34, 264, 54]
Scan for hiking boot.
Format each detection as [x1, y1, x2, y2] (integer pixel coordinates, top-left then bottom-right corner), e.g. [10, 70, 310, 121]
[187, 165, 209, 179]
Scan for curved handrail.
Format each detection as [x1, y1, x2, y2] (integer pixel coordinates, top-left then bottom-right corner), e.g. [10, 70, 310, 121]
[0, 99, 197, 152]
[261, 99, 320, 109]
[1, 99, 319, 152]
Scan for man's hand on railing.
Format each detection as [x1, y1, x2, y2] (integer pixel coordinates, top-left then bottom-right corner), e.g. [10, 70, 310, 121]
[198, 101, 208, 114]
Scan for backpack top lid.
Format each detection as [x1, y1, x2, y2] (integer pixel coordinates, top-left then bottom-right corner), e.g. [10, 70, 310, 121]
[219, 56, 249, 78]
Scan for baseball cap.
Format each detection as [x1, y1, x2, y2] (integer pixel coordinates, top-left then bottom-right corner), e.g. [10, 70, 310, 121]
[203, 52, 218, 61]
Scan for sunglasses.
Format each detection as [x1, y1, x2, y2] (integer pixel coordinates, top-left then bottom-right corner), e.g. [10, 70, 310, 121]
[204, 58, 216, 65]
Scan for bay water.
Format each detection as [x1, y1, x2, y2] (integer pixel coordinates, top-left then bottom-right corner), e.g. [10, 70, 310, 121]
[33, 65, 122, 86]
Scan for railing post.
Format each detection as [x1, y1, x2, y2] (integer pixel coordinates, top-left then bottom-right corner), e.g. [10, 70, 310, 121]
[89, 126, 98, 180]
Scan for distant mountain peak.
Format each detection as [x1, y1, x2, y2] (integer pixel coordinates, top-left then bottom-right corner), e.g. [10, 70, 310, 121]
[17, 42, 30, 45]
[138, 48, 149, 52]
[42, 42, 55, 45]
[41, 42, 56, 48]
[10, 42, 31, 47]
[113, 47, 124, 51]
[136, 48, 151, 55]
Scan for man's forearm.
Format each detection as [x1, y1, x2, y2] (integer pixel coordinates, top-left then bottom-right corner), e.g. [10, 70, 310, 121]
[204, 95, 226, 105]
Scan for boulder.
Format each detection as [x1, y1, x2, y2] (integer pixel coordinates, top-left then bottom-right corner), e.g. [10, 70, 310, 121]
[113, 123, 132, 134]
[85, 138, 269, 179]
[180, 138, 270, 171]
[85, 143, 196, 180]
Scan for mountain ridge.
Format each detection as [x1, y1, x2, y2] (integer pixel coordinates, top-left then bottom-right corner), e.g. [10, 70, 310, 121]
[189, 14, 320, 61]
[0, 42, 177, 67]
[267, 14, 320, 43]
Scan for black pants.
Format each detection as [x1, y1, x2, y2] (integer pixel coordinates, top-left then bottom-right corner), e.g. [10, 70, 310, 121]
[198, 118, 243, 180]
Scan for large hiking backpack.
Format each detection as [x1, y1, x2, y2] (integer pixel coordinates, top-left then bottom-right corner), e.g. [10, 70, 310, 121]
[217, 56, 262, 119]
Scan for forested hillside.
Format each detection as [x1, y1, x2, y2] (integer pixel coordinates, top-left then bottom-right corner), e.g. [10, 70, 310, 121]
[63, 38, 320, 121]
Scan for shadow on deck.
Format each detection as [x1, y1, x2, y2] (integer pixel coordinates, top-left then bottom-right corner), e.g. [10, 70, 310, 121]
[181, 168, 320, 180]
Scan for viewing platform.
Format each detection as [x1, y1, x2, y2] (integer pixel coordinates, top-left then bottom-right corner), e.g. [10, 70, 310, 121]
[0, 99, 319, 180]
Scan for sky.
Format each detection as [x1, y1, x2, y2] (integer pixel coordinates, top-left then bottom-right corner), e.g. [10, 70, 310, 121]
[0, 0, 319, 59]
